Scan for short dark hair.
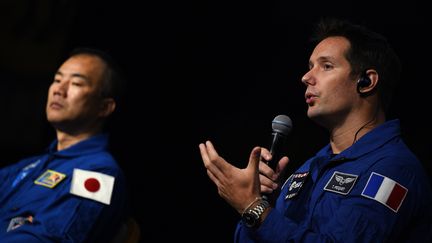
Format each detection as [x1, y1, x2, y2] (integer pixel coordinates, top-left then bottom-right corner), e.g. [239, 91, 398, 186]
[68, 47, 125, 103]
[311, 18, 401, 114]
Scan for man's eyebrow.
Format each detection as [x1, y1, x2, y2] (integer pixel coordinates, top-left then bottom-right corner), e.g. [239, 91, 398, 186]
[55, 71, 90, 83]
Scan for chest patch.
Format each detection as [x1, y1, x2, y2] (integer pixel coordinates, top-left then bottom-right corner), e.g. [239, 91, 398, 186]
[324, 171, 358, 195]
[284, 172, 309, 200]
[34, 170, 66, 188]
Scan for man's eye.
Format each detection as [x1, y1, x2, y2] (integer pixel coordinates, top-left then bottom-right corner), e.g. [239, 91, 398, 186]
[323, 64, 333, 70]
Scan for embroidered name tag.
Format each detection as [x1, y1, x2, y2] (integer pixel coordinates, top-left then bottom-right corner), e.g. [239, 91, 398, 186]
[324, 171, 358, 195]
[34, 170, 66, 188]
[285, 172, 309, 200]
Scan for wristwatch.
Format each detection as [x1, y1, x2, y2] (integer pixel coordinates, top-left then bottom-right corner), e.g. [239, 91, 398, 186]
[241, 199, 270, 228]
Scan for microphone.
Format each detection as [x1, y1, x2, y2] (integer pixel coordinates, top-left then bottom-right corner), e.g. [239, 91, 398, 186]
[266, 114, 293, 170]
[263, 114, 292, 204]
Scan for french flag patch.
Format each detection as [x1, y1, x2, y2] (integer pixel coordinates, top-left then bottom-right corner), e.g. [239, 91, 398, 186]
[361, 172, 408, 212]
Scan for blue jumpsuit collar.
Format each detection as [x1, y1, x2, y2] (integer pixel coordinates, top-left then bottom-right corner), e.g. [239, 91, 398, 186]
[317, 119, 401, 161]
[47, 133, 109, 157]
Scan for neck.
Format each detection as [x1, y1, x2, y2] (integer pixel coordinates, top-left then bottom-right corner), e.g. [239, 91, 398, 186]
[55, 129, 100, 151]
[329, 111, 385, 154]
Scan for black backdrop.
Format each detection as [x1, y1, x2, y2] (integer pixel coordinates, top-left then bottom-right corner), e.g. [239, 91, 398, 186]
[1, 0, 431, 242]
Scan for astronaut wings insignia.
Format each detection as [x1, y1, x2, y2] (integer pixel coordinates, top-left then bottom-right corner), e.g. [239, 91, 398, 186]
[335, 175, 356, 185]
[324, 171, 358, 195]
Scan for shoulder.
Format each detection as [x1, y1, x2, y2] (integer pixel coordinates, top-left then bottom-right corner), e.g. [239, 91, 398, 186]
[70, 151, 123, 176]
[3, 155, 45, 173]
[365, 154, 432, 207]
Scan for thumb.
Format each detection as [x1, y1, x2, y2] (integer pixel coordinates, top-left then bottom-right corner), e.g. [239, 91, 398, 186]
[247, 147, 262, 170]
[276, 156, 290, 174]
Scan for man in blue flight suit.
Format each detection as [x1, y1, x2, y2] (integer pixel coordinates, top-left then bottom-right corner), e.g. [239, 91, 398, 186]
[0, 48, 128, 242]
[199, 18, 432, 242]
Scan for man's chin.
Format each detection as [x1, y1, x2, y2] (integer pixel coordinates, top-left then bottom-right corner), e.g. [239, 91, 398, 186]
[47, 117, 69, 128]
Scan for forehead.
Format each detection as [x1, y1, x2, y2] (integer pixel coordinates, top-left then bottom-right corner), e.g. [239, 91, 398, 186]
[57, 54, 107, 83]
[310, 36, 350, 61]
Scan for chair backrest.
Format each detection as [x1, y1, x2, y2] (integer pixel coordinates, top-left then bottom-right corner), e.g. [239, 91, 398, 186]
[111, 217, 141, 243]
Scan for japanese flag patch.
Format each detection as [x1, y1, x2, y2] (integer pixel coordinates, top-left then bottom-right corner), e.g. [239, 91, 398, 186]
[70, 168, 115, 205]
[361, 172, 408, 212]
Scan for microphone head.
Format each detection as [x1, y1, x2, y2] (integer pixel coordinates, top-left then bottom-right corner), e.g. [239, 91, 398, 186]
[272, 114, 292, 136]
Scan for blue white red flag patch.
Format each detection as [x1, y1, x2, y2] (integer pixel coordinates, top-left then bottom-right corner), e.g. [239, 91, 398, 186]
[361, 172, 407, 212]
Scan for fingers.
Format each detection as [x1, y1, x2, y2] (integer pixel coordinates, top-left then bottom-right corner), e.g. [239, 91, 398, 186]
[259, 147, 272, 161]
[199, 142, 210, 164]
[258, 155, 290, 193]
[199, 141, 218, 164]
[276, 156, 290, 174]
[199, 140, 233, 184]
[203, 140, 219, 158]
[199, 141, 223, 179]
[258, 147, 278, 180]
[259, 173, 278, 194]
[199, 141, 221, 169]
[206, 169, 220, 188]
[259, 160, 278, 181]
[247, 146, 262, 170]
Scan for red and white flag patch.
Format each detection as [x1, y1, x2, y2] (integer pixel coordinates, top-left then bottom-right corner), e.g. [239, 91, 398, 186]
[70, 168, 115, 205]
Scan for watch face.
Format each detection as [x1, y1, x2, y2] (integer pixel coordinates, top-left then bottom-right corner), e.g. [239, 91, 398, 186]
[242, 212, 258, 228]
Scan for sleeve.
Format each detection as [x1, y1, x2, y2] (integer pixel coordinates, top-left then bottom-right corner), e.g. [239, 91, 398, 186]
[0, 195, 105, 242]
[0, 231, 47, 242]
[59, 166, 128, 242]
[68, 167, 128, 242]
[234, 157, 432, 243]
[0, 164, 18, 192]
[0, 165, 128, 243]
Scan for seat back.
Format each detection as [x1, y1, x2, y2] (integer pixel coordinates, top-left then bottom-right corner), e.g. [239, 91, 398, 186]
[111, 217, 141, 243]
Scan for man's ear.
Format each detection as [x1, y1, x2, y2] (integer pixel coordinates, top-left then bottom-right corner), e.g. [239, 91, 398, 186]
[357, 69, 379, 94]
[99, 98, 116, 118]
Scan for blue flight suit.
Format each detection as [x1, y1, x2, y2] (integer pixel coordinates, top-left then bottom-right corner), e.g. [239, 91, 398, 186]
[235, 119, 432, 242]
[0, 134, 128, 242]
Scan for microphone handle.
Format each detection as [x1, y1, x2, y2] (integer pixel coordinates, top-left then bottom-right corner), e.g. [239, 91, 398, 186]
[267, 132, 286, 170]
[263, 132, 286, 204]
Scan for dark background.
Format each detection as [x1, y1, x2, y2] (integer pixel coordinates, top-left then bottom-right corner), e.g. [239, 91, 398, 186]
[1, 0, 431, 242]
